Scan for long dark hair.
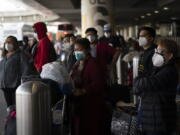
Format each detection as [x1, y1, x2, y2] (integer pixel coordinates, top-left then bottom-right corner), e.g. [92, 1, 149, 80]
[2, 36, 19, 57]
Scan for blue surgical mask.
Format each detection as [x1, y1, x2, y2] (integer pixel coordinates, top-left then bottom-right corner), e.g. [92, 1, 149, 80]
[74, 51, 85, 61]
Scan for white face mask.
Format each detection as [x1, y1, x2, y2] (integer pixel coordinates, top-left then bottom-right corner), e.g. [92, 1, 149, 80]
[87, 35, 96, 43]
[104, 32, 111, 38]
[5, 43, 14, 52]
[139, 37, 148, 47]
[116, 32, 120, 36]
[34, 33, 38, 40]
[152, 53, 165, 67]
[63, 42, 71, 50]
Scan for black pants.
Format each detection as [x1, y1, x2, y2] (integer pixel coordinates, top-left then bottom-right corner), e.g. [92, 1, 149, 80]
[2, 88, 16, 107]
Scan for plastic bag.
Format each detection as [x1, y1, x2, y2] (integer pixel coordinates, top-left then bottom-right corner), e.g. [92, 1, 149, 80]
[52, 100, 63, 125]
[40, 61, 70, 85]
[111, 110, 131, 135]
[111, 109, 138, 135]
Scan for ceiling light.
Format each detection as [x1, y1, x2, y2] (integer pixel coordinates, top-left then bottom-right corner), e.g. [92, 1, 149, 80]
[146, 13, 152, 16]
[141, 16, 145, 19]
[163, 7, 169, 10]
[154, 10, 159, 14]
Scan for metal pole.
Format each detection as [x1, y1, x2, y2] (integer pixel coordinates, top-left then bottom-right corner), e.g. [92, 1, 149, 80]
[116, 54, 122, 85]
[16, 81, 51, 135]
[133, 56, 140, 105]
[61, 95, 67, 135]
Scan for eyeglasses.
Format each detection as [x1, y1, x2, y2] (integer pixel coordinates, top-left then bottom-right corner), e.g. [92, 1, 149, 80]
[155, 48, 168, 55]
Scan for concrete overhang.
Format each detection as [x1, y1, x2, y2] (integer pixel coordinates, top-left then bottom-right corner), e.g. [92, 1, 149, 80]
[0, 0, 59, 23]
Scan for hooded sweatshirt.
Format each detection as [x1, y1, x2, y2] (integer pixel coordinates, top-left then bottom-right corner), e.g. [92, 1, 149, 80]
[33, 22, 52, 71]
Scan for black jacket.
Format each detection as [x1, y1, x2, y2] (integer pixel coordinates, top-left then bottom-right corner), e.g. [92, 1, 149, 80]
[65, 46, 76, 73]
[99, 35, 121, 48]
[138, 44, 156, 76]
[134, 60, 178, 133]
[0, 50, 33, 89]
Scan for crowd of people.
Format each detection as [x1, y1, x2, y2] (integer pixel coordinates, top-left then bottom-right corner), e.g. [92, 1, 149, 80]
[0, 22, 179, 135]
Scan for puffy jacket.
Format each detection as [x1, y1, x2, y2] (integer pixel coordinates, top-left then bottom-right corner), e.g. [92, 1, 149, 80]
[33, 22, 55, 71]
[134, 60, 178, 133]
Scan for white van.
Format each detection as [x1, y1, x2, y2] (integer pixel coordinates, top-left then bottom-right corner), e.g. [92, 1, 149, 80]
[0, 23, 34, 48]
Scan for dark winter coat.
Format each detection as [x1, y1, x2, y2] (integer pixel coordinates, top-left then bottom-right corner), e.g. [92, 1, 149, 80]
[99, 35, 121, 48]
[134, 60, 178, 133]
[138, 44, 156, 76]
[71, 58, 105, 135]
[64, 45, 76, 73]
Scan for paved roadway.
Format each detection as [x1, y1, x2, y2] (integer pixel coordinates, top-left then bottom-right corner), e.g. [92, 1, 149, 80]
[0, 90, 7, 135]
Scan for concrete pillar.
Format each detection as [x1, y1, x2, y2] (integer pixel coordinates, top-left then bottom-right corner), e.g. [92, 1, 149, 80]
[120, 28, 124, 36]
[122, 28, 127, 39]
[124, 27, 129, 41]
[171, 22, 177, 36]
[160, 24, 170, 37]
[128, 26, 134, 38]
[81, 0, 113, 37]
[135, 25, 139, 38]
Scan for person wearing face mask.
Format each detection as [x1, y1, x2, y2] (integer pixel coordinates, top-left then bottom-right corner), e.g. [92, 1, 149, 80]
[138, 26, 157, 76]
[85, 27, 121, 84]
[70, 38, 105, 135]
[99, 24, 121, 49]
[27, 37, 38, 58]
[123, 39, 142, 63]
[100, 24, 122, 85]
[123, 39, 142, 86]
[21, 36, 29, 52]
[136, 26, 157, 133]
[62, 34, 77, 72]
[33, 22, 57, 72]
[62, 34, 73, 51]
[134, 38, 179, 135]
[0, 36, 33, 107]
